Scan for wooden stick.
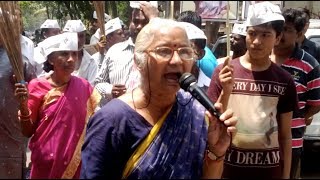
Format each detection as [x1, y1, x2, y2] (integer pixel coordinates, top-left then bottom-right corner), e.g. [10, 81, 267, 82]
[93, 1, 106, 41]
[226, 1, 230, 58]
[0, 1, 24, 83]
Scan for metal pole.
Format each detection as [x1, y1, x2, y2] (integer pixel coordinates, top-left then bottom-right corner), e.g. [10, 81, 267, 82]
[226, 2, 230, 57]
[170, 1, 174, 19]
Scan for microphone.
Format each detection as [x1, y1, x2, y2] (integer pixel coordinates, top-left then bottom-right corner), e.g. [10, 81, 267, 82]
[179, 72, 221, 119]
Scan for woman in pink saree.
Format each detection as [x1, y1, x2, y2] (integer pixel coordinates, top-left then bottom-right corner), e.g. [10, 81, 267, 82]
[14, 33, 101, 179]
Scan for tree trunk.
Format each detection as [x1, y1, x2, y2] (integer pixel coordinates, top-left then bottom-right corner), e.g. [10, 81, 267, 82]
[73, 1, 81, 19]
[110, 1, 117, 18]
[64, 1, 73, 19]
[173, 1, 180, 19]
[205, 21, 220, 49]
[105, 1, 109, 15]
[46, 4, 49, 19]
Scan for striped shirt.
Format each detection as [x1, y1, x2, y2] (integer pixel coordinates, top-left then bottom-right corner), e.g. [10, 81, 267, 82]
[281, 45, 320, 148]
[94, 38, 135, 102]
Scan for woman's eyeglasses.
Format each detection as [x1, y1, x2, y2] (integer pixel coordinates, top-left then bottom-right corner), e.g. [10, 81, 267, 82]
[147, 46, 195, 61]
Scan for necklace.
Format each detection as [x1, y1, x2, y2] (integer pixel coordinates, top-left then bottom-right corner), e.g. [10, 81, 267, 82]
[50, 74, 69, 87]
[132, 88, 137, 110]
[132, 88, 150, 110]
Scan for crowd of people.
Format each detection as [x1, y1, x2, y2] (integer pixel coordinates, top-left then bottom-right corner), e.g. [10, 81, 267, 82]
[1, 1, 320, 179]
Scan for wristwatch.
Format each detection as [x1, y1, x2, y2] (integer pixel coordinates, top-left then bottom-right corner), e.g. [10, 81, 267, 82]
[206, 150, 225, 161]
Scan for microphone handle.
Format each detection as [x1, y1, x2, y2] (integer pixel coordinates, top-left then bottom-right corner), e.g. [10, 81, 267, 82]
[189, 85, 222, 119]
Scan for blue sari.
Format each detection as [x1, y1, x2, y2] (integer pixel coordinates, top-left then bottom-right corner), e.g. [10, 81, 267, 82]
[125, 90, 208, 179]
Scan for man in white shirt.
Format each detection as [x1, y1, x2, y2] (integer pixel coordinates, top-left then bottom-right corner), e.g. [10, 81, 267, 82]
[21, 35, 35, 68]
[91, 17, 126, 71]
[94, 1, 159, 105]
[89, 11, 111, 45]
[33, 19, 61, 76]
[63, 20, 98, 85]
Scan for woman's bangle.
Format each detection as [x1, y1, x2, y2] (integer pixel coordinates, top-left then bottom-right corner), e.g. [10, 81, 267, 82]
[206, 149, 225, 162]
[18, 109, 32, 120]
[18, 116, 31, 123]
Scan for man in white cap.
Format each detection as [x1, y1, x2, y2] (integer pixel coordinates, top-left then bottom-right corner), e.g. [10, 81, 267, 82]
[91, 17, 126, 71]
[40, 19, 61, 40]
[217, 22, 247, 65]
[63, 20, 98, 85]
[89, 11, 111, 44]
[90, 17, 125, 46]
[230, 23, 247, 59]
[33, 19, 61, 76]
[208, 1, 298, 179]
[94, 1, 159, 105]
[180, 21, 210, 91]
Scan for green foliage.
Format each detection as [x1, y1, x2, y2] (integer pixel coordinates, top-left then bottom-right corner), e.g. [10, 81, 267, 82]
[19, 1, 131, 32]
[116, 1, 130, 26]
[19, 1, 47, 32]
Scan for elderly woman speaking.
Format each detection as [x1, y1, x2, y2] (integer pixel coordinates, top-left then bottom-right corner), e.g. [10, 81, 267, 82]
[81, 18, 237, 179]
[14, 32, 101, 179]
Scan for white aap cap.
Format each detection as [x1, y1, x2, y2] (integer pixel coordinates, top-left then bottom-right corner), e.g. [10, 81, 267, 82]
[93, 11, 111, 22]
[246, 1, 284, 27]
[179, 22, 207, 43]
[130, 1, 158, 9]
[232, 23, 247, 36]
[63, 20, 86, 33]
[40, 19, 60, 29]
[94, 17, 123, 39]
[105, 17, 123, 36]
[41, 32, 78, 60]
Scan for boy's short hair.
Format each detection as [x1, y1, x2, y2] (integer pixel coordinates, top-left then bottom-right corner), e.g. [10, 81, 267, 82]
[193, 39, 206, 50]
[177, 11, 202, 29]
[282, 8, 306, 33]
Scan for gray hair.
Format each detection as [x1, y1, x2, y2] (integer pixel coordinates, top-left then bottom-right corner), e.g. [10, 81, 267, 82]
[134, 18, 188, 68]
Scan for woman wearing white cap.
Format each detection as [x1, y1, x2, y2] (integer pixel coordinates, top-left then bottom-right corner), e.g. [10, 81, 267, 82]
[14, 33, 101, 179]
[63, 20, 98, 85]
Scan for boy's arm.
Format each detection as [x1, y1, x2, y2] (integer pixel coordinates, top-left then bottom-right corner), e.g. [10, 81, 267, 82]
[304, 105, 320, 125]
[216, 57, 233, 111]
[278, 111, 293, 179]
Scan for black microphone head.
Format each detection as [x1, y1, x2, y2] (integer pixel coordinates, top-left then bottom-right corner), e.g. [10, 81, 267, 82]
[179, 72, 197, 91]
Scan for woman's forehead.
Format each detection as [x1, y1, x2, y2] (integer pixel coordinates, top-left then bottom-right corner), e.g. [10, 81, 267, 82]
[153, 26, 188, 42]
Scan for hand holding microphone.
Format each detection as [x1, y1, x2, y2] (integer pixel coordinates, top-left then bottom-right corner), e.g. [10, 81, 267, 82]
[179, 72, 237, 158]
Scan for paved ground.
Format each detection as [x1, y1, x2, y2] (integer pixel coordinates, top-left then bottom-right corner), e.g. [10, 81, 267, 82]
[301, 112, 320, 179]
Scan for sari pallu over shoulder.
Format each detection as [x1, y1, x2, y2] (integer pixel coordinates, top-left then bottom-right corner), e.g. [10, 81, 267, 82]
[28, 76, 101, 179]
[123, 90, 208, 179]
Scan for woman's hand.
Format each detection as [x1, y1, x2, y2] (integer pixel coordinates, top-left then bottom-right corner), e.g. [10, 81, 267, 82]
[206, 103, 237, 157]
[14, 82, 29, 105]
[219, 57, 234, 94]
